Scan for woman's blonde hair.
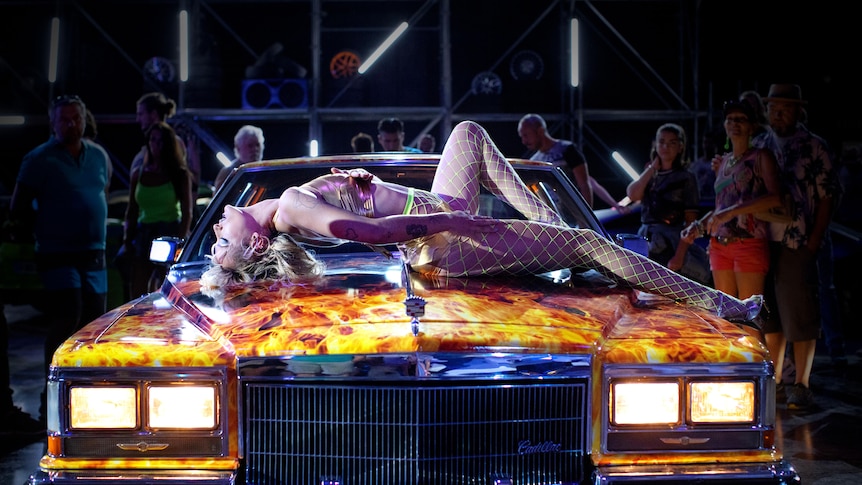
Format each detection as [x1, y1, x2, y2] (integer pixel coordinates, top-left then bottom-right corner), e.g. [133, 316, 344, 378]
[200, 233, 325, 291]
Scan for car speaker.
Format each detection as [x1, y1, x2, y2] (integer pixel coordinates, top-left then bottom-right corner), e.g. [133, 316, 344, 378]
[241, 78, 308, 109]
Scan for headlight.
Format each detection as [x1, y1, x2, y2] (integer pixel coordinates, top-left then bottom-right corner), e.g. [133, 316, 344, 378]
[149, 236, 183, 263]
[612, 381, 680, 425]
[690, 381, 755, 423]
[148, 385, 217, 429]
[70, 386, 138, 429]
[69, 384, 219, 430]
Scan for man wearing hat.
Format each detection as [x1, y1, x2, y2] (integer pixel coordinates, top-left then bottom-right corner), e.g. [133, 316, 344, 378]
[754, 83, 840, 411]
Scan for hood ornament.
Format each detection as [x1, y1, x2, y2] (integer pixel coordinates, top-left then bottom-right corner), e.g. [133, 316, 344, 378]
[401, 259, 425, 336]
[404, 295, 426, 337]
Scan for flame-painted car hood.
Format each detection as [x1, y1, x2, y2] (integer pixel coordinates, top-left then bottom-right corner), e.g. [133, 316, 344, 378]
[53, 253, 767, 368]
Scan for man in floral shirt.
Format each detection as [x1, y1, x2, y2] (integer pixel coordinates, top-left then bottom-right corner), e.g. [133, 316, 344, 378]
[753, 84, 839, 411]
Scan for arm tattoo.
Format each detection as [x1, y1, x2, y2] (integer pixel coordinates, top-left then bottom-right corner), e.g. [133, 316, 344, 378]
[344, 227, 359, 240]
[290, 191, 320, 209]
[405, 224, 427, 239]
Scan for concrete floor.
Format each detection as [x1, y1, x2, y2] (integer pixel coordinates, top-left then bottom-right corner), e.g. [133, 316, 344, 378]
[3, 303, 862, 485]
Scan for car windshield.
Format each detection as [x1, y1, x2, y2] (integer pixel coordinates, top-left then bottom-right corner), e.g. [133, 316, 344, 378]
[181, 157, 606, 264]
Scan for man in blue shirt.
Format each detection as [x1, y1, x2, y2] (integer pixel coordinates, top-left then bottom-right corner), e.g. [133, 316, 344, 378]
[10, 95, 111, 421]
[377, 117, 422, 153]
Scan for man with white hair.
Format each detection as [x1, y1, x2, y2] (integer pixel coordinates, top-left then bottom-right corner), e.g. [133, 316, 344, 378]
[215, 125, 265, 190]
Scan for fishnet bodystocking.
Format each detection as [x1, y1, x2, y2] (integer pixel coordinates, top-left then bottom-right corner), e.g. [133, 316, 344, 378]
[410, 121, 760, 321]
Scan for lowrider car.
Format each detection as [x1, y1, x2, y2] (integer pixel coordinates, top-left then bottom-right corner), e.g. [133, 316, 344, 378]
[27, 153, 800, 484]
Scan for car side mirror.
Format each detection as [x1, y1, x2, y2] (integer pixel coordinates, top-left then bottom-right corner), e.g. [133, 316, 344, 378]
[615, 233, 648, 257]
[150, 236, 184, 265]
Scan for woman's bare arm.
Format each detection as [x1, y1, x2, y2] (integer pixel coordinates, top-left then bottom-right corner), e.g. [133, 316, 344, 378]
[275, 186, 496, 244]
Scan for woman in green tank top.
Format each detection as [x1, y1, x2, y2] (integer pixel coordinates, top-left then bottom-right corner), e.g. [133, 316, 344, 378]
[122, 122, 193, 297]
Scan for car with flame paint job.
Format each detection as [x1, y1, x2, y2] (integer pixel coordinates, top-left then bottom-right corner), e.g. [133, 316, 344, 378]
[26, 153, 799, 484]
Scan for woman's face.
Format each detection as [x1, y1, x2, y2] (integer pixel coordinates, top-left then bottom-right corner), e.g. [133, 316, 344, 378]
[655, 130, 682, 162]
[211, 205, 263, 267]
[148, 128, 164, 156]
[724, 111, 752, 139]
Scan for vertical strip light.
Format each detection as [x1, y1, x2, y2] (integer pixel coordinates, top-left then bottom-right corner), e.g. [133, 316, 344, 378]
[179, 10, 189, 82]
[358, 21, 409, 74]
[309, 139, 319, 157]
[570, 18, 579, 88]
[48, 17, 60, 83]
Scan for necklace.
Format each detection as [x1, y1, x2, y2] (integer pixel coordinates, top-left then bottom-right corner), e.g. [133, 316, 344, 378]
[726, 149, 750, 170]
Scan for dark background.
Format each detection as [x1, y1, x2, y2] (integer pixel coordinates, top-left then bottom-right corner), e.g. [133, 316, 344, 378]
[1, 0, 858, 205]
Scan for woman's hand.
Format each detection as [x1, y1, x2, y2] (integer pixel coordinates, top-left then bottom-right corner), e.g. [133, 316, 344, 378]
[711, 154, 724, 173]
[612, 201, 631, 214]
[679, 221, 700, 244]
[705, 208, 732, 234]
[448, 211, 499, 238]
[331, 167, 375, 180]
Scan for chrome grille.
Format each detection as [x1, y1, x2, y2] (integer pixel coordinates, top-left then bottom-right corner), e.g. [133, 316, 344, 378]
[243, 381, 588, 485]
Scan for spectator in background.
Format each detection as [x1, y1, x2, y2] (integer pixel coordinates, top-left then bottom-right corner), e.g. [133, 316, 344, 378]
[518, 113, 629, 213]
[377, 117, 422, 153]
[517, 113, 594, 207]
[215, 125, 265, 190]
[627, 123, 711, 285]
[418, 133, 436, 153]
[132, 93, 200, 195]
[350, 132, 375, 153]
[754, 84, 840, 410]
[133, 93, 183, 171]
[675, 100, 782, 340]
[10, 95, 112, 422]
[122, 122, 193, 297]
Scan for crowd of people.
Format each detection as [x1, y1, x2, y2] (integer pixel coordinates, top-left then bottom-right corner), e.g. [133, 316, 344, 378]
[0, 82, 852, 445]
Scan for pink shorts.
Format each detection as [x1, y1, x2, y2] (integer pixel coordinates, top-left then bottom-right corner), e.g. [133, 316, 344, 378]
[708, 237, 770, 274]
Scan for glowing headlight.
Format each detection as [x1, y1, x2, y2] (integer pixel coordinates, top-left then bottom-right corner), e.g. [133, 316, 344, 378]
[690, 381, 755, 423]
[612, 381, 680, 425]
[148, 386, 217, 429]
[70, 386, 137, 429]
[149, 236, 182, 263]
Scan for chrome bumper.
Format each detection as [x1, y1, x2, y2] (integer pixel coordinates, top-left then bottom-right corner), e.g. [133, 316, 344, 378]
[592, 460, 800, 484]
[26, 469, 236, 485]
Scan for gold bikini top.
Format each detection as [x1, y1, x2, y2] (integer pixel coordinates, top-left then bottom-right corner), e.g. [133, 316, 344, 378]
[302, 173, 374, 218]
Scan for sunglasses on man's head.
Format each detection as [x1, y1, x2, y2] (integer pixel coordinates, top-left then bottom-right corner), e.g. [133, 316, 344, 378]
[51, 94, 83, 109]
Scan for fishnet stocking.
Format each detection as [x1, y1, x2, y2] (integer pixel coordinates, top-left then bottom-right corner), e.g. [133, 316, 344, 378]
[427, 221, 755, 319]
[432, 121, 565, 225]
